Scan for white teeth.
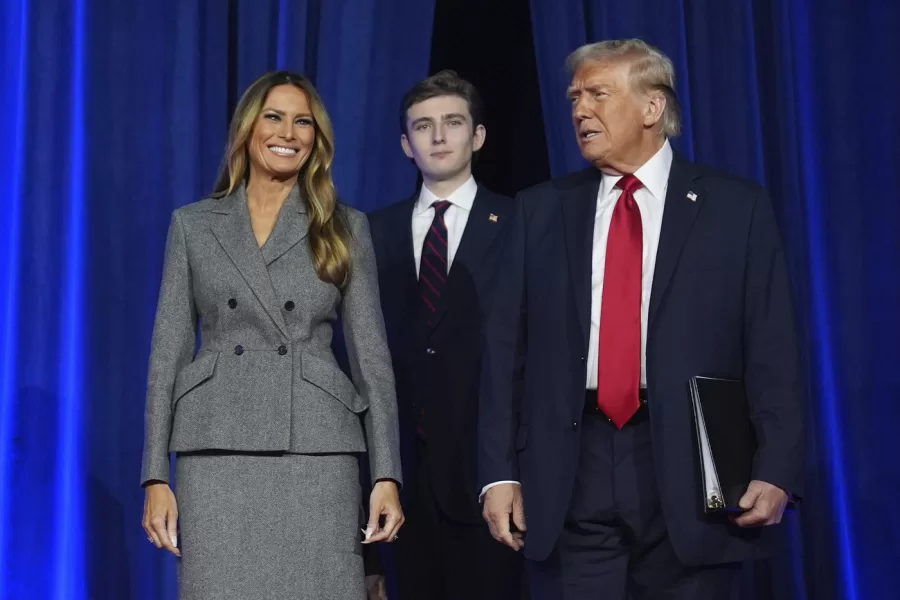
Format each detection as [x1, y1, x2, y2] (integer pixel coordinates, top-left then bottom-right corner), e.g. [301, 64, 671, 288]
[583, 132, 599, 139]
[269, 146, 297, 156]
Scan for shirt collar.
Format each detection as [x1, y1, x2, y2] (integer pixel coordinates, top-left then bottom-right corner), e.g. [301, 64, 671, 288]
[415, 175, 478, 215]
[598, 139, 673, 203]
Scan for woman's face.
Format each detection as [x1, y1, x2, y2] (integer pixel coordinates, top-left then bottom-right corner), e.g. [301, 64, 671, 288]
[247, 84, 316, 182]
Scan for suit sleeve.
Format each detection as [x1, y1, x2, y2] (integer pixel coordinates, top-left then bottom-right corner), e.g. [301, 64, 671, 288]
[141, 210, 197, 485]
[342, 211, 402, 486]
[743, 189, 804, 497]
[477, 192, 528, 490]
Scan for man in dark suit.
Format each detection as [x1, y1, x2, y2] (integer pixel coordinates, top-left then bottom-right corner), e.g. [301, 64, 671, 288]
[368, 71, 524, 600]
[479, 39, 803, 599]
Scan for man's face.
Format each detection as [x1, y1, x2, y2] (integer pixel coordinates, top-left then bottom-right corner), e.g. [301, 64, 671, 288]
[569, 59, 650, 172]
[402, 95, 485, 183]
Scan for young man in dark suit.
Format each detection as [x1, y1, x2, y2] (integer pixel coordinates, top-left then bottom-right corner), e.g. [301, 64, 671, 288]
[368, 71, 524, 600]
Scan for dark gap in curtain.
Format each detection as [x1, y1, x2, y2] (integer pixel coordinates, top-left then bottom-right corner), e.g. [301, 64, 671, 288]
[304, 1, 321, 84]
[429, 0, 550, 197]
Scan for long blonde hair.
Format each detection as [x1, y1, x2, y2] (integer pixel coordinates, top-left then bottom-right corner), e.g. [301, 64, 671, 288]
[212, 71, 351, 287]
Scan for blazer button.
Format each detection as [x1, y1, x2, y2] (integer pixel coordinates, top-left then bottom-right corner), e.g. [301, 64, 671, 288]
[228, 298, 237, 309]
[572, 421, 578, 431]
[425, 348, 436, 355]
[284, 301, 295, 311]
[278, 345, 288, 356]
[234, 345, 244, 356]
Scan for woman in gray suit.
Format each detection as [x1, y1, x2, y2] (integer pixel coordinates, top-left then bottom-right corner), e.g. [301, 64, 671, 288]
[140, 71, 404, 599]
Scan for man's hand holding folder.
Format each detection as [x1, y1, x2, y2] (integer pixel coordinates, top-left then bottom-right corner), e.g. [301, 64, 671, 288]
[732, 480, 790, 527]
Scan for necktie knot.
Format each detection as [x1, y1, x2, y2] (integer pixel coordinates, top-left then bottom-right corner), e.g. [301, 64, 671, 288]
[432, 200, 451, 216]
[616, 174, 644, 195]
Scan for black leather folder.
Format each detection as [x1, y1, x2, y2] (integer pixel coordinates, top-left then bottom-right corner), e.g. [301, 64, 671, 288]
[689, 376, 756, 513]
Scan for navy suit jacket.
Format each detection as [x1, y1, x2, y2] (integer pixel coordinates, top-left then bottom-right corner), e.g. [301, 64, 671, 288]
[478, 153, 803, 565]
[370, 186, 514, 524]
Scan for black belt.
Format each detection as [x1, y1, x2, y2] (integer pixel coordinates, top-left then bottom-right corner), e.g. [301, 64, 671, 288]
[584, 389, 649, 424]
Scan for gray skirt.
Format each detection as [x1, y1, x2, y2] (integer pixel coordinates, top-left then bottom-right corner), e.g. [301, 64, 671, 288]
[175, 451, 365, 600]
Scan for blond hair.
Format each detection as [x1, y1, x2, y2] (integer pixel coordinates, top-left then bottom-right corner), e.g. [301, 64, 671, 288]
[567, 39, 681, 137]
[212, 71, 351, 287]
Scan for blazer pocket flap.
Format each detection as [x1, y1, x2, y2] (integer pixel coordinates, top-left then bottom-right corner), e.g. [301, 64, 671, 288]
[515, 425, 528, 450]
[301, 353, 367, 413]
[173, 352, 219, 403]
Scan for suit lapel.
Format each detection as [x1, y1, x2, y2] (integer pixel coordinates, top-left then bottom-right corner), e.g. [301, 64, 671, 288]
[562, 170, 602, 354]
[261, 186, 309, 266]
[211, 185, 289, 338]
[383, 196, 425, 339]
[422, 189, 505, 333]
[396, 196, 422, 323]
[648, 153, 703, 327]
[450, 189, 505, 281]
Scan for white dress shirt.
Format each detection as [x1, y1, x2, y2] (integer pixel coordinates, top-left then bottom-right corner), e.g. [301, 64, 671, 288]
[481, 140, 674, 499]
[412, 176, 478, 275]
[586, 139, 673, 389]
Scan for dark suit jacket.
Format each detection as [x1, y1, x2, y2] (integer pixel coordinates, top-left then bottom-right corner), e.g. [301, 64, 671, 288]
[369, 186, 514, 524]
[478, 153, 803, 565]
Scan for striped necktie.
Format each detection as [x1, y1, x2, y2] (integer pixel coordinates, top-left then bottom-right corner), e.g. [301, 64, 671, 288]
[419, 200, 451, 326]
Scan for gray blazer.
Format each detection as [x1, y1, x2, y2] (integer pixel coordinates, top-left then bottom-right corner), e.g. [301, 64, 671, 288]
[140, 184, 401, 487]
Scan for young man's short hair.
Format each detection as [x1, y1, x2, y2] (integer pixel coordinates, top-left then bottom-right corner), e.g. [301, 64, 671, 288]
[399, 70, 486, 135]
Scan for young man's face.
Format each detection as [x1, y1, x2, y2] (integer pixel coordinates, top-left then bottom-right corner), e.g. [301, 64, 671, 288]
[401, 95, 485, 184]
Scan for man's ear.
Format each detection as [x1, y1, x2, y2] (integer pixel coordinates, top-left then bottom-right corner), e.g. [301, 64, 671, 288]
[643, 91, 666, 128]
[401, 134, 414, 159]
[472, 124, 486, 152]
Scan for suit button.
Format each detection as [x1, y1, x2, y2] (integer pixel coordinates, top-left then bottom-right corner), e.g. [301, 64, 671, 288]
[572, 421, 578, 431]
[284, 301, 295, 311]
[425, 348, 436, 355]
[278, 345, 288, 356]
[228, 298, 237, 309]
[234, 345, 244, 355]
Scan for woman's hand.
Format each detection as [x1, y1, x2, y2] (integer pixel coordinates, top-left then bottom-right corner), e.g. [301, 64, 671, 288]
[362, 480, 404, 544]
[143, 481, 181, 557]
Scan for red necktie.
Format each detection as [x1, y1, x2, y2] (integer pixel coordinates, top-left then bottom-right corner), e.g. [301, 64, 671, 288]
[597, 174, 644, 428]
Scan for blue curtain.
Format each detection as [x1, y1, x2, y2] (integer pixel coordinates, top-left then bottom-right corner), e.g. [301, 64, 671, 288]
[0, 0, 435, 598]
[529, 1, 900, 599]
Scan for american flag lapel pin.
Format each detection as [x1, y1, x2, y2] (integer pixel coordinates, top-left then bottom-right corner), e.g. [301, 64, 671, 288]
[488, 213, 499, 222]
[687, 191, 698, 202]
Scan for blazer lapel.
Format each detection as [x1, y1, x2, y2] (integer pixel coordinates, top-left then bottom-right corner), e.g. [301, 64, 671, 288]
[211, 185, 289, 338]
[261, 186, 310, 266]
[399, 198, 420, 302]
[423, 189, 506, 333]
[450, 189, 505, 281]
[562, 169, 602, 354]
[648, 153, 703, 327]
[392, 196, 423, 327]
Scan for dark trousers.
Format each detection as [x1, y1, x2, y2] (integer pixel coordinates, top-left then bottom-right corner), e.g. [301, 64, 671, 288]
[393, 441, 526, 600]
[528, 412, 739, 600]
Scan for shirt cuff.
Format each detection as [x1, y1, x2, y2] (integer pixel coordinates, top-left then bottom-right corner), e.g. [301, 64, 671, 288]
[479, 480, 520, 502]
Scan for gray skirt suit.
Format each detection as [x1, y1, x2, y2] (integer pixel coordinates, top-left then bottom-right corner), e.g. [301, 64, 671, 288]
[140, 184, 401, 599]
